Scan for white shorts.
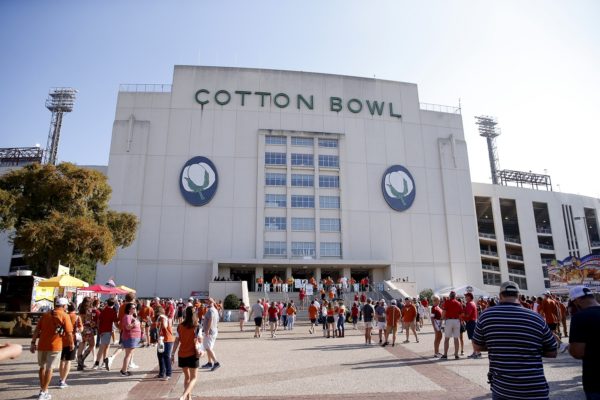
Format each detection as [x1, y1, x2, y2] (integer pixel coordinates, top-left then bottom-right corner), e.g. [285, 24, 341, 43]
[445, 319, 460, 338]
[203, 331, 218, 350]
[364, 321, 373, 329]
[376, 321, 387, 330]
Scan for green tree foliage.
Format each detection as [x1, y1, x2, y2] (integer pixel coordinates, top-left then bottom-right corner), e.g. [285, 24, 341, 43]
[0, 163, 138, 278]
[223, 294, 240, 310]
[419, 288, 434, 302]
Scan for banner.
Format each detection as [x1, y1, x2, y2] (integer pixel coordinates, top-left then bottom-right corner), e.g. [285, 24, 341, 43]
[57, 264, 69, 276]
[305, 285, 313, 296]
[548, 254, 600, 289]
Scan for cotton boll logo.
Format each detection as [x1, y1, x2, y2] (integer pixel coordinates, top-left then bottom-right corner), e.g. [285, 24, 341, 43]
[381, 165, 416, 211]
[179, 156, 218, 206]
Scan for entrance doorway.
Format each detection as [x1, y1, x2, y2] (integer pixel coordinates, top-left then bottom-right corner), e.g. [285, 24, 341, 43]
[230, 269, 255, 291]
[292, 268, 311, 280]
[321, 269, 340, 283]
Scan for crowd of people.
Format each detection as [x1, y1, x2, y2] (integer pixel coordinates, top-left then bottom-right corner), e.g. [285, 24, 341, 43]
[10, 280, 600, 400]
[28, 293, 223, 400]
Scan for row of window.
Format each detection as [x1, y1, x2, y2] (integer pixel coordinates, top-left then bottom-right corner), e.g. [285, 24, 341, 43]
[265, 152, 339, 168]
[265, 173, 339, 188]
[266, 136, 338, 148]
[264, 241, 342, 257]
[264, 217, 341, 232]
[482, 270, 529, 290]
[265, 194, 340, 209]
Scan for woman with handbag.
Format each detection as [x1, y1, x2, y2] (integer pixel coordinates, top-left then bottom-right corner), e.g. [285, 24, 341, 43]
[172, 306, 203, 400]
[154, 306, 175, 380]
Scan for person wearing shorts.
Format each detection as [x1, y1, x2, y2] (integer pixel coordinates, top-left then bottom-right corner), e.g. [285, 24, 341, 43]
[30, 297, 73, 400]
[441, 291, 462, 360]
[362, 299, 375, 345]
[268, 302, 279, 338]
[172, 306, 201, 400]
[464, 293, 481, 359]
[308, 301, 319, 334]
[202, 298, 220, 371]
[249, 300, 264, 338]
[119, 302, 141, 376]
[402, 298, 419, 343]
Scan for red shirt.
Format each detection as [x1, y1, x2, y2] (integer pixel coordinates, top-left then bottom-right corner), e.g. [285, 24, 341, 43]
[444, 299, 463, 319]
[268, 306, 279, 320]
[98, 306, 118, 334]
[463, 301, 478, 322]
[431, 305, 442, 320]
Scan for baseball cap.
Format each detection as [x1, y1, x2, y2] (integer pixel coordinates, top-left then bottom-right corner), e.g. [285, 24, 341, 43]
[55, 297, 68, 306]
[500, 281, 520, 296]
[449, 291, 456, 298]
[391, 300, 397, 305]
[543, 290, 551, 296]
[570, 286, 592, 301]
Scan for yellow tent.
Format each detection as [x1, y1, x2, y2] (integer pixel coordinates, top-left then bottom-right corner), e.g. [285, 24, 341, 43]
[117, 285, 136, 293]
[38, 274, 89, 288]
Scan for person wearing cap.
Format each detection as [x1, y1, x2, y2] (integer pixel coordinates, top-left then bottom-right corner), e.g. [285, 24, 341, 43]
[382, 299, 401, 346]
[30, 297, 74, 400]
[568, 286, 600, 398]
[472, 281, 557, 400]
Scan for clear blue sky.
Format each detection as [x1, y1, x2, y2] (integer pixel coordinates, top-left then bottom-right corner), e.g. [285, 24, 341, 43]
[1, 0, 599, 196]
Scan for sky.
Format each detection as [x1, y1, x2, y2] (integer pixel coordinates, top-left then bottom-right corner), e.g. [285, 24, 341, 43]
[1, 0, 599, 197]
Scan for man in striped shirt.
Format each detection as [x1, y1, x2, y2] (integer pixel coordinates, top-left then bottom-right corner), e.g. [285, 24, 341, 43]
[472, 281, 557, 400]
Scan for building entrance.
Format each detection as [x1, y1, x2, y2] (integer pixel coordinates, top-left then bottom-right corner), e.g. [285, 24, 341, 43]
[230, 269, 255, 291]
[321, 269, 340, 283]
[291, 268, 311, 280]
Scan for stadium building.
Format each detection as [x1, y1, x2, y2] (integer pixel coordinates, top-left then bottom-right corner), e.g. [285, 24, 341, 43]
[2, 66, 600, 298]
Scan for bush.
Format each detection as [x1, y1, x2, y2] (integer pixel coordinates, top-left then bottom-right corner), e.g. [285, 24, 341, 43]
[223, 294, 240, 310]
[419, 288, 434, 302]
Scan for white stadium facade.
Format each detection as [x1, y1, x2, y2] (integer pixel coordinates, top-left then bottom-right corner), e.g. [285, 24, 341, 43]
[2, 66, 600, 298]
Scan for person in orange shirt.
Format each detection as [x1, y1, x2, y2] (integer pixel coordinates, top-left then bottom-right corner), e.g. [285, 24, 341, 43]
[308, 301, 319, 334]
[58, 302, 81, 388]
[539, 292, 567, 352]
[383, 300, 402, 346]
[402, 297, 419, 343]
[139, 299, 155, 347]
[30, 297, 74, 400]
[286, 301, 297, 330]
[558, 298, 568, 337]
[154, 306, 175, 380]
[172, 306, 202, 400]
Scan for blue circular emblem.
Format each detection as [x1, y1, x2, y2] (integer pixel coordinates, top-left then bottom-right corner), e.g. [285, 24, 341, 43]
[381, 165, 416, 211]
[179, 156, 218, 206]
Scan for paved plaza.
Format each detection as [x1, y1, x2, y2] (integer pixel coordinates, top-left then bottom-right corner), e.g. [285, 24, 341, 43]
[0, 320, 586, 400]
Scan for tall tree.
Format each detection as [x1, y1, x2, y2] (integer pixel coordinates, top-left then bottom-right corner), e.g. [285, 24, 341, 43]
[0, 162, 138, 278]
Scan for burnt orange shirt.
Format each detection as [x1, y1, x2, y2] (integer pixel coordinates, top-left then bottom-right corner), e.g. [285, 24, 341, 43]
[308, 305, 318, 319]
[63, 312, 80, 347]
[157, 316, 175, 343]
[139, 305, 154, 322]
[402, 304, 417, 323]
[176, 324, 198, 358]
[539, 298, 560, 324]
[386, 306, 402, 326]
[286, 305, 296, 316]
[38, 308, 73, 351]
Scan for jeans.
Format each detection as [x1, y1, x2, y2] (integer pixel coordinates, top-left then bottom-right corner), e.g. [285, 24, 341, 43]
[287, 315, 295, 330]
[337, 315, 345, 334]
[586, 392, 600, 400]
[157, 341, 173, 377]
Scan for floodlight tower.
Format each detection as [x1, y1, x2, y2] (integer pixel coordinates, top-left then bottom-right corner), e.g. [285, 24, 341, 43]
[44, 87, 77, 165]
[475, 115, 501, 185]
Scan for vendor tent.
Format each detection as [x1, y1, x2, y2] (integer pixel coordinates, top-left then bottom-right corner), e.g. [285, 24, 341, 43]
[435, 285, 490, 298]
[38, 274, 89, 288]
[117, 285, 136, 293]
[86, 284, 128, 295]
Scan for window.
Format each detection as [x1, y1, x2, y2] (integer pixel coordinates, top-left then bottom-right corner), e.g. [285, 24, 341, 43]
[292, 218, 315, 231]
[319, 138, 338, 148]
[265, 173, 286, 186]
[321, 242, 342, 257]
[320, 218, 341, 232]
[291, 242, 316, 258]
[291, 153, 313, 167]
[265, 152, 286, 165]
[319, 175, 339, 188]
[265, 217, 286, 231]
[265, 135, 286, 145]
[291, 195, 314, 208]
[291, 137, 313, 147]
[291, 174, 314, 187]
[319, 155, 339, 168]
[482, 272, 501, 286]
[509, 275, 528, 290]
[264, 241, 286, 257]
[265, 194, 286, 208]
[319, 196, 340, 209]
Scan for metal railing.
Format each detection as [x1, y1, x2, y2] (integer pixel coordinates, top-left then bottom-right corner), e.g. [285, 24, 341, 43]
[536, 226, 552, 234]
[507, 254, 524, 261]
[508, 268, 526, 276]
[481, 250, 498, 257]
[591, 241, 600, 248]
[482, 264, 500, 272]
[119, 84, 172, 93]
[479, 232, 497, 239]
[539, 243, 554, 250]
[504, 236, 521, 244]
[420, 102, 461, 114]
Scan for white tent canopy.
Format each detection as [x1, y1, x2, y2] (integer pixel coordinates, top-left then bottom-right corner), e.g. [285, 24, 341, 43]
[435, 285, 491, 298]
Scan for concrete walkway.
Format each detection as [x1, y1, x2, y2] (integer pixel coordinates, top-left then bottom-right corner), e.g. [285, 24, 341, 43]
[0, 320, 585, 400]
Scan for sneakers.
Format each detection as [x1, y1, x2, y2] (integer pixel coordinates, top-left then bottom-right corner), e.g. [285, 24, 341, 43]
[92, 362, 99, 370]
[107, 356, 114, 370]
[381, 342, 388, 347]
[559, 343, 569, 353]
[103, 358, 110, 371]
[440, 354, 448, 359]
[402, 340, 410, 344]
[129, 362, 139, 369]
[201, 362, 213, 369]
[162, 376, 171, 381]
[455, 355, 460, 360]
[38, 392, 52, 400]
[434, 353, 442, 358]
[120, 370, 132, 376]
[473, 353, 482, 359]
[58, 381, 68, 389]
[210, 362, 221, 371]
